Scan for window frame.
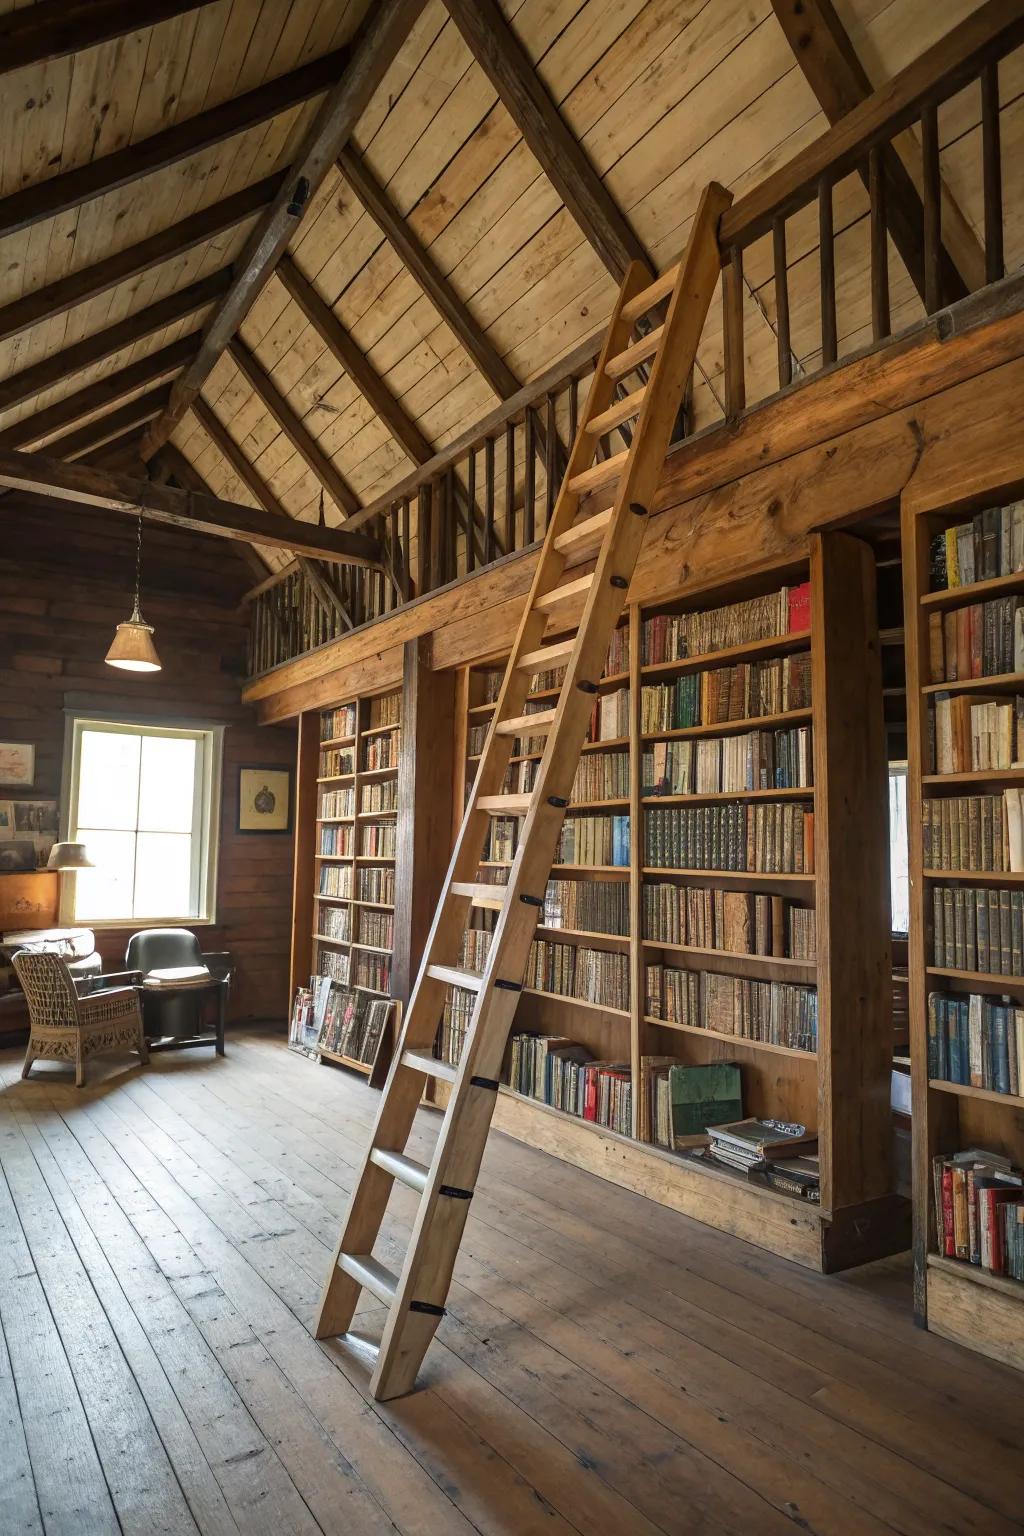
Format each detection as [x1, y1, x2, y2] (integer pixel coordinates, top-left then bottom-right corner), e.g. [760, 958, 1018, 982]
[60, 711, 224, 928]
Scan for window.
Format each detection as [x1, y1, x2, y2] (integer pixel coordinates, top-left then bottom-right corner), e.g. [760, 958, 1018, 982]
[888, 762, 909, 936]
[64, 717, 222, 924]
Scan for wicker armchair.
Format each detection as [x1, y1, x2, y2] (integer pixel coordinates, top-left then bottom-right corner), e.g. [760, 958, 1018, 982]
[13, 950, 149, 1087]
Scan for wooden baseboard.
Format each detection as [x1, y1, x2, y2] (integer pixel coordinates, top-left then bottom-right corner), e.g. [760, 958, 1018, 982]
[927, 1255, 1024, 1372]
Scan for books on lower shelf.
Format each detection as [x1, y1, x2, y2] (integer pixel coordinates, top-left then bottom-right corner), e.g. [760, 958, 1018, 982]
[642, 726, 812, 794]
[640, 1058, 743, 1148]
[320, 787, 354, 818]
[358, 909, 394, 949]
[643, 882, 815, 958]
[318, 948, 351, 984]
[641, 582, 810, 664]
[507, 1033, 632, 1134]
[932, 1148, 1023, 1278]
[361, 780, 397, 813]
[928, 596, 1024, 683]
[644, 803, 814, 873]
[361, 820, 396, 858]
[929, 501, 1024, 590]
[544, 877, 629, 935]
[701, 1119, 819, 1199]
[353, 951, 391, 993]
[357, 866, 395, 904]
[319, 824, 353, 856]
[931, 884, 1024, 975]
[930, 693, 1024, 773]
[320, 987, 393, 1066]
[363, 733, 398, 770]
[645, 964, 818, 1052]
[556, 814, 630, 867]
[321, 704, 356, 740]
[288, 984, 321, 1057]
[319, 905, 351, 942]
[927, 992, 1024, 1095]
[319, 863, 353, 897]
[640, 653, 811, 731]
[526, 939, 629, 1010]
[923, 792, 1024, 871]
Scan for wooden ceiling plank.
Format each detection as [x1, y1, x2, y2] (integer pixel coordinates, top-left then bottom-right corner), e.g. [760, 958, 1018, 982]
[0, 269, 231, 417]
[769, 0, 977, 307]
[0, 47, 352, 241]
[45, 388, 171, 462]
[0, 448, 382, 565]
[0, 1, 218, 76]
[441, 0, 649, 283]
[0, 336, 199, 452]
[0, 173, 283, 348]
[141, 0, 429, 461]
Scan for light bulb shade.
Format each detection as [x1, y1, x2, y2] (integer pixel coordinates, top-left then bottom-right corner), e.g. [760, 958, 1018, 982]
[105, 610, 161, 672]
[46, 841, 94, 871]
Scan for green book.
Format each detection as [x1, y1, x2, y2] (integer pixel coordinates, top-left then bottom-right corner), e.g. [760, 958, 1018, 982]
[669, 1062, 743, 1140]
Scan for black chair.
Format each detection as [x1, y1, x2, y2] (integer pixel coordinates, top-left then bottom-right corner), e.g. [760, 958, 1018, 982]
[125, 928, 232, 1055]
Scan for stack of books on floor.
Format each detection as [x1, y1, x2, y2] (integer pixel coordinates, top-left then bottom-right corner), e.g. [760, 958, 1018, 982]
[930, 693, 1024, 773]
[931, 884, 1024, 974]
[288, 984, 321, 1057]
[923, 793, 1024, 871]
[929, 500, 1024, 590]
[700, 1118, 820, 1201]
[640, 582, 810, 663]
[506, 1032, 631, 1134]
[927, 991, 1023, 1094]
[320, 988, 392, 1066]
[932, 1147, 1023, 1277]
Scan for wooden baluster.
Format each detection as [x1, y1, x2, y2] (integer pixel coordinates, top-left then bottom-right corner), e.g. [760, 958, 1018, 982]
[465, 448, 476, 573]
[723, 243, 745, 417]
[818, 178, 837, 366]
[772, 215, 792, 388]
[484, 436, 495, 565]
[921, 101, 941, 314]
[569, 375, 579, 450]
[505, 422, 515, 552]
[417, 484, 432, 594]
[388, 504, 398, 608]
[445, 466, 456, 583]
[523, 406, 535, 546]
[868, 146, 890, 342]
[544, 392, 557, 529]
[982, 60, 1003, 285]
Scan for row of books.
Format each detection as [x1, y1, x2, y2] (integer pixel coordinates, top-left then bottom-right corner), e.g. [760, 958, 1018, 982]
[353, 951, 390, 993]
[931, 693, 1024, 774]
[556, 814, 630, 868]
[318, 983, 392, 1066]
[318, 864, 352, 897]
[438, 987, 473, 1067]
[927, 992, 1023, 1096]
[640, 582, 810, 664]
[318, 905, 350, 941]
[932, 884, 1024, 976]
[639, 652, 811, 732]
[361, 821, 396, 858]
[543, 877, 629, 936]
[359, 910, 394, 949]
[506, 1033, 632, 1135]
[484, 816, 518, 864]
[927, 597, 1024, 684]
[645, 965, 818, 1052]
[644, 803, 815, 873]
[922, 792, 1024, 872]
[358, 866, 395, 904]
[640, 1058, 743, 1148]
[587, 687, 630, 744]
[320, 746, 355, 778]
[369, 692, 400, 728]
[364, 735, 398, 771]
[319, 826, 353, 856]
[318, 948, 350, 984]
[525, 940, 629, 1010]
[361, 780, 397, 813]
[929, 501, 1024, 590]
[642, 727, 813, 795]
[320, 704, 356, 741]
[642, 883, 816, 959]
[932, 1148, 1023, 1279]
[572, 751, 629, 801]
[319, 787, 354, 819]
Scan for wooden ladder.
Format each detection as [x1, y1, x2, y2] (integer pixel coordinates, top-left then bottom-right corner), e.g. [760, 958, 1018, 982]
[315, 180, 732, 1400]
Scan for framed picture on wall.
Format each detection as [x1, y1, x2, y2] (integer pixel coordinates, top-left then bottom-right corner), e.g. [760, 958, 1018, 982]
[0, 743, 34, 787]
[237, 766, 292, 834]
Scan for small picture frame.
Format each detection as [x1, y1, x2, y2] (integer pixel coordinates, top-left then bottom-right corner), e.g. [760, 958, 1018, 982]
[0, 743, 34, 788]
[237, 765, 292, 834]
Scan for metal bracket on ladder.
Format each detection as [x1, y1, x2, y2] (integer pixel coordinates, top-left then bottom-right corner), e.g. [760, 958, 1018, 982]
[314, 181, 734, 1401]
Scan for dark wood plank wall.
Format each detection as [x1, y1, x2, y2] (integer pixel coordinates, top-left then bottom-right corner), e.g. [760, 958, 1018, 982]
[0, 501, 295, 1022]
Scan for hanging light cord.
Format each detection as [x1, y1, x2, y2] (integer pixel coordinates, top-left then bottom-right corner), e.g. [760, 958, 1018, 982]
[132, 509, 145, 617]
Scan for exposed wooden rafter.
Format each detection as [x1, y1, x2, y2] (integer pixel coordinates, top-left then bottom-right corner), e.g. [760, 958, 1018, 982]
[44, 388, 171, 463]
[770, 0, 979, 306]
[442, 0, 649, 283]
[0, 0, 216, 77]
[149, 445, 268, 583]
[0, 449, 383, 565]
[141, 0, 428, 461]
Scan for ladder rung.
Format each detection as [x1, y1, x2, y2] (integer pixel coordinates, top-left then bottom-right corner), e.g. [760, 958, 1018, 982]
[450, 881, 506, 910]
[426, 964, 483, 992]
[568, 450, 628, 497]
[337, 1253, 398, 1305]
[606, 324, 663, 380]
[621, 263, 678, 325]
[494, 709, 555, 736]
[402, 1049, 457, 1082]
[586, 386, 646, 436]
[517, 637, 576, 671]
[553, 507, 613, 553]
[369, 1147, 429, 1194]
[477, 793, 532, 814]
[533, 574, 593, 613]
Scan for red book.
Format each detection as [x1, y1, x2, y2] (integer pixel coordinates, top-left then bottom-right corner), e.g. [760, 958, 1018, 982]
[583, 1065, 598, 1122]
[788, 581, 811, 633]
[941, 1165, 955, 1257]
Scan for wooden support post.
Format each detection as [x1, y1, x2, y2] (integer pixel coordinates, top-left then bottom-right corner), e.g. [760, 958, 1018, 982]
[723, 245, 745, 417]
[981, 59, 1003, 285]
[290, 711, 321, 1007]
[818, 178, 837, 366]
[869, 146, 891, 342]
[921, 102, 942, 316]
[773, 217, 792, 388]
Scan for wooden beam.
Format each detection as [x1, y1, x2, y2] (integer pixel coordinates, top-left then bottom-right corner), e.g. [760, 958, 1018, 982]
[442, 0, 648, 282]
[44, 388, 170, 462]
[150, 445, 269, 583]
[0, 1, 216, 76]
[141, 0, 428, 460]
[0, 449, 383, 564]
[0, 47, 350, 242]
[226, 337, 361, 518]
[0, 337, 198, 451]
[276, 255, 433, 465]
[337, 145, 520, 402]
[770, 0, 977, 306]
[0, 270, 230, 417]
[0, 174, 282, 348]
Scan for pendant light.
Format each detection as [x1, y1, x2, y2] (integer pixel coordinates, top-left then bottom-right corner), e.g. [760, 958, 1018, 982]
[105, 509, 162, 672]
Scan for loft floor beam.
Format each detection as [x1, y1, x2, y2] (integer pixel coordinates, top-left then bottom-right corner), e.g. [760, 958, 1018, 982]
[0, 448, 382, 565]
[150, 444, 269, 582]
[1, 0, 217, 76]
[141, 0, 428, 460]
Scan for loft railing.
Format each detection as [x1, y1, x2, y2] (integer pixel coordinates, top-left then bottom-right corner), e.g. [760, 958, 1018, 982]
[246, 1, 1023, 680]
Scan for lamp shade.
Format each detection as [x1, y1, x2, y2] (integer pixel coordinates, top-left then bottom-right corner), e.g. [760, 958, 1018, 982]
[105, 611, 162, 672]
[46, 842, 94, 871]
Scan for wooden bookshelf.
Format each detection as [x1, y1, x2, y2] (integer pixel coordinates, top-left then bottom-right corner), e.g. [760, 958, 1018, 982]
[902, 476, 1024, 1373]
[440, 542, 906, 1272]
